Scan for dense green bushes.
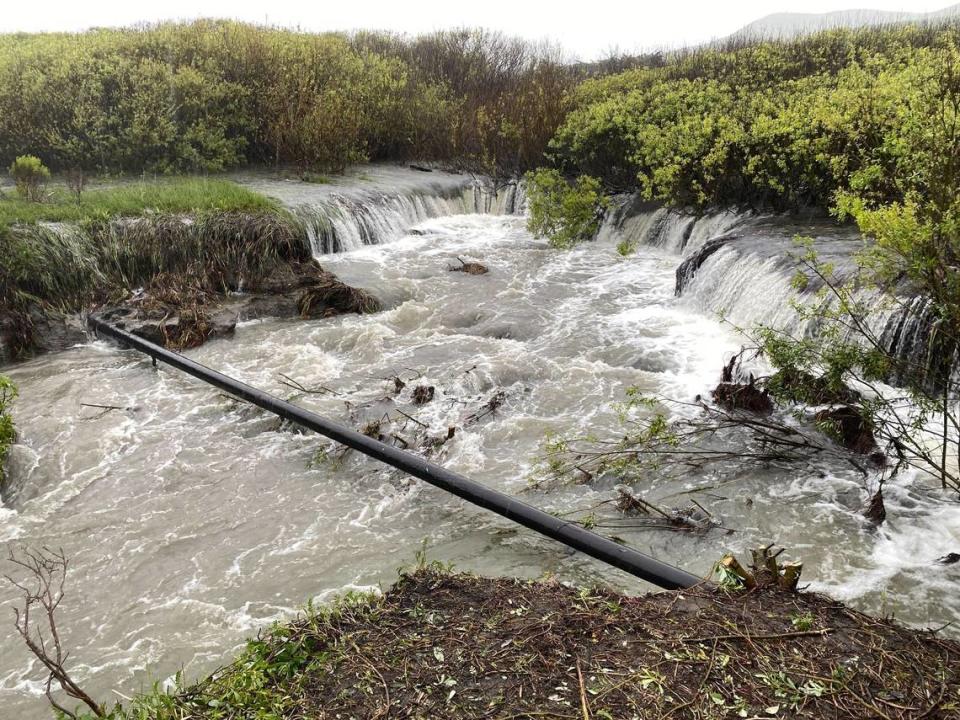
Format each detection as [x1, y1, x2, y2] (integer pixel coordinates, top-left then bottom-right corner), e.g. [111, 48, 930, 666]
[3, 20, 960, 207]
[550, 23, 960, 212]
[0, 22, 575, 177]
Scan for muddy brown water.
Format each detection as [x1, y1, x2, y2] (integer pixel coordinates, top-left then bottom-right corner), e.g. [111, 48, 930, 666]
[2, 171, 959, 719]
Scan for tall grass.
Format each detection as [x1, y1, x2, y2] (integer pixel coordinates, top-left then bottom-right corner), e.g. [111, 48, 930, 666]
[0, 210, 310, 311]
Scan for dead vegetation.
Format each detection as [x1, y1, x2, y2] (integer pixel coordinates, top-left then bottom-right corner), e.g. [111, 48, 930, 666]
[612, 487, 726, 533]
[93, 259, 379, 351]
[4, 547, 104, 719]
[711, 380, 774, 414]
[411, 385, 436, 405]
[3, 210, 381, 356]
[143, 566, 960, 719]
[296, 269, 381, 318]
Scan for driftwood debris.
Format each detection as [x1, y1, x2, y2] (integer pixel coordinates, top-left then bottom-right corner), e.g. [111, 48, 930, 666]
[720, 545, 803, 591]
[863, 488, 886, 524]
[463, 391, 506, 425]
[814, 405, 882, 459]
[449, 257, 489, 275]
[614, 488, 723, 534]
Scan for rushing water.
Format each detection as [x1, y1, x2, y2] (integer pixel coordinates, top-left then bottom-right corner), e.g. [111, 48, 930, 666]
[2, 173, 960, 719]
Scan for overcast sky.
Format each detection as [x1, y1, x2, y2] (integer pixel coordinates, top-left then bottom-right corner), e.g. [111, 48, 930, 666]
[0, 1, 954, 60]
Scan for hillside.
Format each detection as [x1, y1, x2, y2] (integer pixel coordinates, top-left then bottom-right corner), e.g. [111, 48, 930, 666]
[730, 4, 960, 40]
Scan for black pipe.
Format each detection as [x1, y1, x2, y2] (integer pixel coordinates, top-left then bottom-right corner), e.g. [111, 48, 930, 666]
[89, 316, 702, 590]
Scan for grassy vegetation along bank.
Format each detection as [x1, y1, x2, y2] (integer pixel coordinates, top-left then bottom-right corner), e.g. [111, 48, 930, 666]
[0, 177, 277, 228]
[0, 176, 317, 356]
[71, 567, 960, 719]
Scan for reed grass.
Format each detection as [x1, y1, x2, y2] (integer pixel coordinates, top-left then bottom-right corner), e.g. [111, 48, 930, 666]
[0, 175, 313, 359]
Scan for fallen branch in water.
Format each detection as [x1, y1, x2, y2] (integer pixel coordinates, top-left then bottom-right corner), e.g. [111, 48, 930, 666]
[4, 547, 104, 719]
[463, 391, 506, 426]
[448, 257, 489, 275]
[278, 373, 339, 397]
[79, 402, 137, 420]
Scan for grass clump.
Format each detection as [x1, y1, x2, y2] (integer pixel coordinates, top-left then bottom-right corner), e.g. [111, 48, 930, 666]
[0, 209, 308, 311]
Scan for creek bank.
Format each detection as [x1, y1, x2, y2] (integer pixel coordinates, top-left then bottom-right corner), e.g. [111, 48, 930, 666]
[0, 212, 380, 363]
[92, 260, 379, 351]
[108, 568, 960, 720]
[1, 260, 378, 360]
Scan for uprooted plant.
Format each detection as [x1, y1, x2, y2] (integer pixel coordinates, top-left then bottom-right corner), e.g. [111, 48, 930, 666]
[4, 547, 104, 719]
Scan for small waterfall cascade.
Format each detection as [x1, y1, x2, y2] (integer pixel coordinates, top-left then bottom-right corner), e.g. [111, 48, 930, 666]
[235, 166, 525, 257]
[603, 195, 951, 390]
[878, 296, 958, 391]
[597, 195, 743, 255]
[294, 180, 526, 256]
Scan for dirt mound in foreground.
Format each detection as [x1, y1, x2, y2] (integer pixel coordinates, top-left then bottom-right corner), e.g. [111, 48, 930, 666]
[148, 569, 960, 719]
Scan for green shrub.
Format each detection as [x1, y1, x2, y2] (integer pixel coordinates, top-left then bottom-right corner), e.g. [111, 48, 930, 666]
[525, 168, 608, 249]
[9, 155, 50, 202]
[0, 22, 574, 177]
[550, 23, 960, 212]
[0, 375, 17, 489]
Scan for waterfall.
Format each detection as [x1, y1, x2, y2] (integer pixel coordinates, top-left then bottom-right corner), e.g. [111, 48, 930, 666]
[677, 244, 803, 330]
[293, 180, 525, 256]
[607, 196, 950, 389]
[597, 195, 743, 255]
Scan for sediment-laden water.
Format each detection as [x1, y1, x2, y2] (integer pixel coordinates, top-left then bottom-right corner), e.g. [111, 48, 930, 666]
[2, 171, 959, 719]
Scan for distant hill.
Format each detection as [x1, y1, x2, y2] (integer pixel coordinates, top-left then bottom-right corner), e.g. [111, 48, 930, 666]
[729, 4, 960, 41]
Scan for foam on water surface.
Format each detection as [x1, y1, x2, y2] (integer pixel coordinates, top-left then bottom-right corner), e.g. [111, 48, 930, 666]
[2, 186, 957, 718]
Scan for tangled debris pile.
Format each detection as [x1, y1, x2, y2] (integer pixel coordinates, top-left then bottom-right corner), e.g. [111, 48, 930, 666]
[95, 260, 380, 351]
[114, 566, 960, 719]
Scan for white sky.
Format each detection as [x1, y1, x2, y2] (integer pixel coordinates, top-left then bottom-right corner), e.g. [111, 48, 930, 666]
[0, 1, 954, 60]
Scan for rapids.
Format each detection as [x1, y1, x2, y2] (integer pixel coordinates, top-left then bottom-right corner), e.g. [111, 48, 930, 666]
[2, 169, 959, 718]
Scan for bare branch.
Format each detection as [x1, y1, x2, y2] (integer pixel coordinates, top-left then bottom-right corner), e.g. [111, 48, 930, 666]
[4, 546, 105, 719]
